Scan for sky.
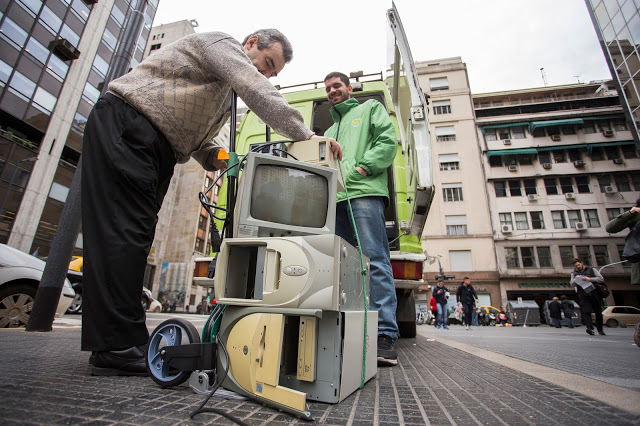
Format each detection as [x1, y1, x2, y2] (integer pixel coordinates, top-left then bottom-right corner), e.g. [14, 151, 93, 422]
[152, 0, 612, 94]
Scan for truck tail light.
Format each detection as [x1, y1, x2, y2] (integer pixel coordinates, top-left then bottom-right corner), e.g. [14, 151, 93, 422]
[391, 260, 423, 280]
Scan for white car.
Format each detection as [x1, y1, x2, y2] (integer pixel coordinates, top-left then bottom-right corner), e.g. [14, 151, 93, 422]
[0, 244, 75, 328]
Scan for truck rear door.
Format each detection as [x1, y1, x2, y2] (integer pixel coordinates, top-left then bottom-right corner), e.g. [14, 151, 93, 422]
[386, 2, 434, 236]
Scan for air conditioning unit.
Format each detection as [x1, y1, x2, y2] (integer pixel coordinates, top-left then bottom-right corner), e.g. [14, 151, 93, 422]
[503, 139, 512, 145]
[603, 130, 615, 137]
[527, 194, 540, 201]
[613, 158, 624, 164]
[550, 134, 562, 141]
[573, 160, 586, 168]
[565, 192, 576, 200]
[501, 224, 513, 233]
[604, 185, 617, 194]
[542, 163, 552, 169]
[575, 222, 587, 231]
[508, 165, 518, 172]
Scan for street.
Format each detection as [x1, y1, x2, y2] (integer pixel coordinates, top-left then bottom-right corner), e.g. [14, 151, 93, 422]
[417, 322, 640, 394]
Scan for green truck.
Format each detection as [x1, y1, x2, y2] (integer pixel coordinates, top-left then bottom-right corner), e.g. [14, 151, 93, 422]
[194, 4, 433, 338]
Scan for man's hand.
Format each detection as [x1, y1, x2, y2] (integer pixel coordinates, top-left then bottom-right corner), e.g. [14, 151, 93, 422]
[310, 135, 342, 160]
[355, 166, 368, 176]
[631, 206, 640, 215]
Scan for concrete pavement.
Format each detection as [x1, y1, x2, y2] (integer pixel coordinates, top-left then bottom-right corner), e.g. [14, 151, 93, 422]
[0, 315, 638, 425]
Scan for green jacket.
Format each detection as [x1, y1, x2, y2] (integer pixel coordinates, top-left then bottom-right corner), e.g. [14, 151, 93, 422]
[325, 98, 397, 204]
[606, 210, 640, 285]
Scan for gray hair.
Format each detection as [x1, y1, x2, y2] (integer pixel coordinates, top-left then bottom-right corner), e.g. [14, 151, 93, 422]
[242, 29, 293, 63]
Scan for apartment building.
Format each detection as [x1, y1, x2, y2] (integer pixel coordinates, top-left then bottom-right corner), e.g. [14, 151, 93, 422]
[476, 81, 639, 308]
[416, 57, 500, 307]
[0, 0, 159, 255]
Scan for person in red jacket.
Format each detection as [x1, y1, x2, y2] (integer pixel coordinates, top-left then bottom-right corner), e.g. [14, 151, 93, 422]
[430, 296, 438, 327]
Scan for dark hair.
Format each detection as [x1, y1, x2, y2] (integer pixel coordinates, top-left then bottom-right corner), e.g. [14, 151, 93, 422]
[242, 29, 293, 63]
[571, 257, 582, 265]
[463, 276, 470, 280]
[560, 295, 567, 300]
[324, 71, 350, 87]
[635, 196, 640, 208]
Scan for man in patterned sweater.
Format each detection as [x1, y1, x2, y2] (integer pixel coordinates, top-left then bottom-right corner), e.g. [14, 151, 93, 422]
[82, 29, 341, 376]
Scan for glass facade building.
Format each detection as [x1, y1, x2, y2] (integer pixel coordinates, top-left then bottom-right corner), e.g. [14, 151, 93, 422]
[0, 0, 159, 255]
[586, 0, 640, 149]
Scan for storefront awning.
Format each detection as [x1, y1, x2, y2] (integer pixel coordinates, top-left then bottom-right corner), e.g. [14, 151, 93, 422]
[582, 115, 625, 121]
[587, 140, 635, 148]
[536, 144, 589, 152]
[486, 148, 538, 157]
[481, 122, 530, 135]
[529, 118, 584, 132]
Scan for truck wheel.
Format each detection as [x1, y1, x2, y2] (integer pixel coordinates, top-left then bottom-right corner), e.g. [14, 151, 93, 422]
[398, 321, 417, 338]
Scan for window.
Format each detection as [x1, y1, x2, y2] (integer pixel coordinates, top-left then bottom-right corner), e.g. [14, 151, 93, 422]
[553, 150, 567, 163]
[0, 17, 28, 48]
[433, 100, 451, 115]
[590, 147, 605, 161]
[567, 210, 582, 228]
[597, 175, 612, 192]
[574, 176, 590, 193]
[532, 127, 546, 137]
[429, 77, 449, 90]
[33, 87, 57, 112]
[520, 247, 536, 267]
[25, 37, 49, 64]
[621, 144, 638, 158]
[149, 43, 161, 52]
[40, 6, 63, 34]
[538, 151, 551, 165]
[607, 208, 623, 221]
[530, 211, 545, 229]
[632, 173, 640, 191]
[537, 247, 552, 267]
[544, 178, 559, 195]
[575, 246, 592, 265]
[584, 209, 600, 228]
[103, 28, 117, 51]
[613, 119, 628, 131]
[445, 215, 467, 235]
[18, 0, 42, 14]
[614, 174, 632, 192]
[194, 237, 204, 253]
[523, 179, 537, 195]
[593, 245, 609, 267]
[499, 213, 513, 228]
[449, 250, 472, 271]
[515, 212, 529, 230]
[494, 181, 506, 197]
[512, 126, 525, 139]
[93, 55, 109, 77]
[60, 24, 80, 47]
[552, 211, 567, 229]
[560, 125, 576, 135]
[484, 129, 497, 141]
[508, 180, 522, 196]
[499, 129, 510, 140]
[560, 246, 574, 267]
[47, 55, 69, 79]
[82, 82, 100, 104]
[505, 247, 519, 268]
[435, 126, 456, 142]
[559, 177, 574, 194]
[581, 122, 596, 133]
[518, 155, 533, 165]
[489, 156, 502, 167]
[442, 183, 463, 201]
[567, 149, 582, 162]
[0, 59, 12, 84]
[111, 4, 126, 25]
[9, 71, 36, 100]
[439, 154, 460, 170]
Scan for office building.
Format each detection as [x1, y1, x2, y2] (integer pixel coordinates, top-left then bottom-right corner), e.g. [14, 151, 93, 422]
[0, 0, 159, 255]
[585, 0, 640, 149]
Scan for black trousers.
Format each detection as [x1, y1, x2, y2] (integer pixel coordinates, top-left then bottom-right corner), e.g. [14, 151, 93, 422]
[580, 292, 604, 332]
[462, 303, 474, 326]
[81, 93, 176, 352]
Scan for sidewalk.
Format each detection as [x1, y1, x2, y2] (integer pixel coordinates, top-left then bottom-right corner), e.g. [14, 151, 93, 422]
[1, 325, 639, 425]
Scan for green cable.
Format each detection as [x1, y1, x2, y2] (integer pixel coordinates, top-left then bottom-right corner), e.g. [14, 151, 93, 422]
[337, 160, 369, 389]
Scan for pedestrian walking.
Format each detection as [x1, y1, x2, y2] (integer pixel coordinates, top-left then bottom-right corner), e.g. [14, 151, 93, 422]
[548, 297, 562, 328]
[571, 257, 606, 336]
[456, 277, 478, 330]
[560, 295, 575, 328]
[432, 280, 450, 329]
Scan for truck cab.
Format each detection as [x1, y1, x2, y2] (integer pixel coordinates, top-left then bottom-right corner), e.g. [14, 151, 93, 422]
[194, 4, 433, 337]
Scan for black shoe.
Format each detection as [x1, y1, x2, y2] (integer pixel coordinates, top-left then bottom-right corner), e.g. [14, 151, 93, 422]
[377, 334, 398, 366]
[89, 351, 96, 365]
[598, 330, 606, 336]
[586, 328, 595, 336]
[91, 345, 148, 376]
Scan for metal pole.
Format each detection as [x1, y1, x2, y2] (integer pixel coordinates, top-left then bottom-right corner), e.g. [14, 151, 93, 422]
[27, 1, 149, 332]
[224, 92, 238, 239]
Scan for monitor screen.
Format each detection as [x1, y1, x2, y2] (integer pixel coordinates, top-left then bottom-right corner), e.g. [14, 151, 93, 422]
[251, 164, 328, 228]
[234, 153, 337, 238]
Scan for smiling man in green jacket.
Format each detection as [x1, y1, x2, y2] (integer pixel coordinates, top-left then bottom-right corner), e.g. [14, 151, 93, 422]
[323, 71, 399, 366]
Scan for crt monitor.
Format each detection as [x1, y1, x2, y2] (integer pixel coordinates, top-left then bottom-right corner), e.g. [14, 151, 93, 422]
[233, 152, 338, 238]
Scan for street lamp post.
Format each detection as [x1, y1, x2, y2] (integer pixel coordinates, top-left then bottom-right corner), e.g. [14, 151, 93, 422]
[0, 156, 37, 218]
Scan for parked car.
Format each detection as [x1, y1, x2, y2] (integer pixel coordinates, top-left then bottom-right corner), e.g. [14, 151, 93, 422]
[66, 275, 159, 314]
[597, 306, 640, 328]
[0, 243, 75, 328]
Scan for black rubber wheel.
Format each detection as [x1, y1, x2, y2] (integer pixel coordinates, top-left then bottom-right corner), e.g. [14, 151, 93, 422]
[146, 318, 201, 387]
[398, 320, 417, 338]
[141, 297, 149, 311]
[0, 284, 37, 328]
[606, 318, 618, 328]
[66, 292, 82, 314]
